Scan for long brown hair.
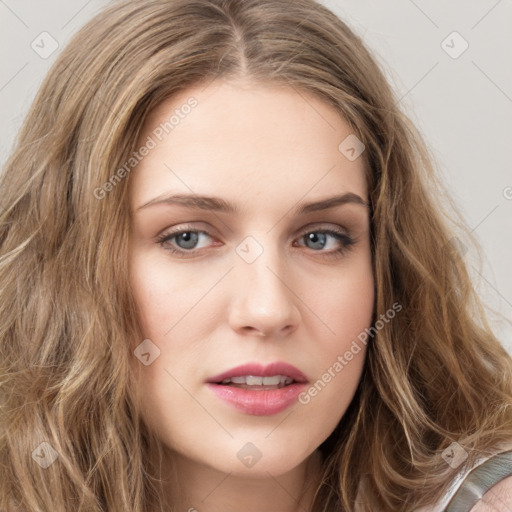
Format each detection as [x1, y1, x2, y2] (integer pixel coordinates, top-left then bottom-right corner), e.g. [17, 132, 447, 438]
[1, 0, 511, 510]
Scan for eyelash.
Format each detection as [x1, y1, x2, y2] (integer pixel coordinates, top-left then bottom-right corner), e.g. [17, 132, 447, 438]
[155, 223, 356, 260]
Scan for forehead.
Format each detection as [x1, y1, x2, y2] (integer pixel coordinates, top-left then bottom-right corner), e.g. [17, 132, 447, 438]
[129, 78, 368, 213]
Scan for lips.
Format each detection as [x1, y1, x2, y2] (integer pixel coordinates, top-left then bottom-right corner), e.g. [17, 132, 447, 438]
[205, 362, 309, 416]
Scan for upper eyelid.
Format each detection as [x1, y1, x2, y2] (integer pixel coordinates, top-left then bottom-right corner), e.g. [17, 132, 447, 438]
[159, 221, 351, 238]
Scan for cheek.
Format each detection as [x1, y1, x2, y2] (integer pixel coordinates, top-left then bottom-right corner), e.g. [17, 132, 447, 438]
[328, 274, 374, 342]
[306, 251, 374, 352]
[128, 254, 206, 440]
[128, 250, 207, 340]
[300, 256, 374, 400]
[128, 250, 219, 400]
[295, 277, 373, 444]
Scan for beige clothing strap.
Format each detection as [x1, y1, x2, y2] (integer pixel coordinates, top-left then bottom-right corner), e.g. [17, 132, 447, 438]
[444, 450, 512, 512]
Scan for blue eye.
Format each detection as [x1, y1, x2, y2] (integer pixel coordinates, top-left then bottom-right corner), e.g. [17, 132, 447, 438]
[157, 229, 212, 252]
[302, 231, 341, 250]
[296, 229, 356, 258]
[171, 231, 201, 250]
[156, 225, 356, 259]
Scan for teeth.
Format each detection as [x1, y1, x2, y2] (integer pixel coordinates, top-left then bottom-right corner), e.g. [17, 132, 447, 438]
[219, 375, 294, 386]
[246, 375, 263, 385]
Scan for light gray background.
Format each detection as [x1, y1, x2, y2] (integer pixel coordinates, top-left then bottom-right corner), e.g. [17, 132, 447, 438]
[1, 0, 511, 351]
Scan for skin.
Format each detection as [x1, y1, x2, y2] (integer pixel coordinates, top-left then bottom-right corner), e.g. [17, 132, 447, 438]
[471, 475, 512, 511]
[128, 77, 374, 512]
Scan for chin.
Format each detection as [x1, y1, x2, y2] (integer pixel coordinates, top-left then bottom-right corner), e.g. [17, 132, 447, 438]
[197, 437, 318, 478]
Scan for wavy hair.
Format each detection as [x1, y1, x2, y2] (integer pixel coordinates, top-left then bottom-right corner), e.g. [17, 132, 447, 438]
[1, 0, 511, 510]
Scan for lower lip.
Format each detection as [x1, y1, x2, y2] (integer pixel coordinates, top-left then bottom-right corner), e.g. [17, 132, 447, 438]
[206, 382, 308, 416]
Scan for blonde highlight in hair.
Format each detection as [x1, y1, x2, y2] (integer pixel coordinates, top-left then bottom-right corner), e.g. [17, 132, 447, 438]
[1, 0, 511, 510]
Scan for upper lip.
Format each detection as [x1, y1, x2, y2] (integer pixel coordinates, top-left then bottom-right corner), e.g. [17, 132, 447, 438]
[206, 361, 309, 384]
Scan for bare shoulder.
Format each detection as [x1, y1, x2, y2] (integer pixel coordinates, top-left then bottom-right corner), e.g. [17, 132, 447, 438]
[469, 474, 512, 511]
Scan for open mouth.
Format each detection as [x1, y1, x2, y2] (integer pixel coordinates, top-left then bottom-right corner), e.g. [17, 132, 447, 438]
[206, 363, 309, 415]
[216, 375, 296, 390]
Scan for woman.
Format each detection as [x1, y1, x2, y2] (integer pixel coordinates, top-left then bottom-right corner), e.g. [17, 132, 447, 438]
[1, 1, 511, 511]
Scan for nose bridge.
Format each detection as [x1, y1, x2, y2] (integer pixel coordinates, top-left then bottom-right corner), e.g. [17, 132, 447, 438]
[229, 233, 300, 336]
[237, 234, 289, 301]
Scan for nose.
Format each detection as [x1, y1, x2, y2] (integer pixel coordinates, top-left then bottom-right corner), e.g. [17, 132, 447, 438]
[228, 248, 301, 339]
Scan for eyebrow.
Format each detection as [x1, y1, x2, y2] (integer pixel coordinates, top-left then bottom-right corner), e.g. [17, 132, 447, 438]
[136, 192, 369, 215]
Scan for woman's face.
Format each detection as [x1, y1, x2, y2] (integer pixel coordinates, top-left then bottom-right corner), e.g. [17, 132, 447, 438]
[128, 77, 374, 477]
